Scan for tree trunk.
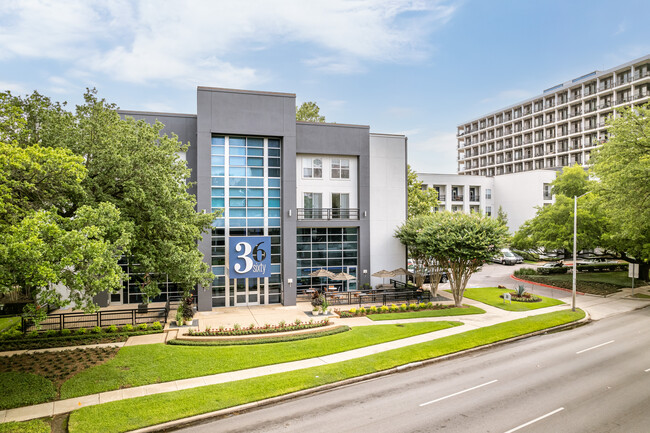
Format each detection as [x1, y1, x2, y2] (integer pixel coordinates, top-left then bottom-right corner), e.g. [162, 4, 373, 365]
[639, 262, 650, 282]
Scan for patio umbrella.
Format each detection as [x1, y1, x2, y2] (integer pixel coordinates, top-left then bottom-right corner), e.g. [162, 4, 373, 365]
[308, 269, 336, 278]
[371, 269, 394, 286]
[389, 267, 413, 277]
[331, 272, 356, 281]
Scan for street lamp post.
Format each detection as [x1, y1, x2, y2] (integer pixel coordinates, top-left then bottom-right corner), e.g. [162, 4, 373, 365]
[572, 192, 591, 312]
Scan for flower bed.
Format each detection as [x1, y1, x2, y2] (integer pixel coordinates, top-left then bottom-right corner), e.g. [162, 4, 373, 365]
[0, 322, 164, 351]
[188, 319, 331, 336]
[499, 292, 541, 303]
[336, 302, 459, 318]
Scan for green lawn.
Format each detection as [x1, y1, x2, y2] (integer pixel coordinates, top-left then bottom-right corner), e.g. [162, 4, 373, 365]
[368, 305, 485, 321]
[632, 293, 650, 299]
[0, 419, 50, 433]
[0, 316, 20, 332]
[519, 271, 633, 296]
[68, 309, 585, 433]
[460, 287, 564, 311]
[0, 372, 56, 410]
[61, 321, 459, 399]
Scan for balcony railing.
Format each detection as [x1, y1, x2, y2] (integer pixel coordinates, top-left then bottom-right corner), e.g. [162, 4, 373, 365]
[297, 208, 359, 220]
[451, 195, 464, 202]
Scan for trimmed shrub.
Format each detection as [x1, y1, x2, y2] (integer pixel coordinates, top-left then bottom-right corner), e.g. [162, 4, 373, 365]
[349, 308, 357, 315]
[399, 303, 408, 311]
[151, 321, 163, 331]
[91, 326, 102, 334]
[514, 267, 538, 276]
[76, 328, 88, 335]
[106, 325, 118, 333]
[121, 324, 134, 332]
[137, 323, 148, 331]
[60, 329, 72, 336]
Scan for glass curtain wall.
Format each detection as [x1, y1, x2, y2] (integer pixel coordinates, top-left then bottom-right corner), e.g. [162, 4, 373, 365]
[210, 136, 282, 307]
[296, 227, 358, 294]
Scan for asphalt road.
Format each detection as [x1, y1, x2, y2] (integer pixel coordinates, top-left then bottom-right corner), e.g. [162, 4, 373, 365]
[175, 306, 650, 433]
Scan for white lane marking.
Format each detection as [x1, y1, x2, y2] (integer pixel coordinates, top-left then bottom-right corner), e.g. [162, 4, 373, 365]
[503, 407, 565, 433]
[576, 340, 614, 354]
[419, 380, 498, 407]
[645, 368, 650, 372]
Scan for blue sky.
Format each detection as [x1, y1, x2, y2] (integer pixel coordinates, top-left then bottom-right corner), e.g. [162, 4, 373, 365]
[1, 0, 649, 173]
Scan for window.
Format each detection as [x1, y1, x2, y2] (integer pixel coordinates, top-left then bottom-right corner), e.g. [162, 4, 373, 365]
[331, 193, 350, 219]
[543, 183, 552, 200]
[486, 206, 492, 217]
[303, 193, 322, 219]
[485, 189, 492, 199]
[331, 158, 350, 179]
[303, 158, 322, 178]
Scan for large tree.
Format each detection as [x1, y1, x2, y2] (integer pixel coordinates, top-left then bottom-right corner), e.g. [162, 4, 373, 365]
[591, 104, 650, 279]
[407, 165, 438, 218]
[512, 165, 605, 257]
[1, 89, 219, 305]
[394, 215, 445, 296]
[418, 211, 508, 307]
[296, 102, 326, 122]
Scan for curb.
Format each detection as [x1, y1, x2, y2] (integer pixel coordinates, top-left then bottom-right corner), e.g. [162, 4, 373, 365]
[126, 313, 591, 433]
[510, 275, 586, 296]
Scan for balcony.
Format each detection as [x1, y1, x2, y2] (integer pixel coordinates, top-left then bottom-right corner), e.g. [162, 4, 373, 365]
[297, 208, 359, 220]
[599, 82, 613, 91]
[451, 195, 464, 202]
[634, 71, 650, 81]
[437, 194, 446, 201]
[599, 101, 612, 109]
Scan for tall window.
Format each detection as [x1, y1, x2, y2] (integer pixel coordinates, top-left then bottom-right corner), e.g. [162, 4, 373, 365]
[331, 158, 350, 179]
[303, 158, 322, 178]
[485, 188, 492, 199]
[486, 206, 492, 217]
[331, 193, 349, 219]
[543, 183, 552, 200]
[303, 192, 322, 219]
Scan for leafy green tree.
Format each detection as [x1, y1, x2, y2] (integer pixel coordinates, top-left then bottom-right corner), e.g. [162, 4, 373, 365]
[418, 211, 508, 307]
[407, 165, 438, 218]
[296, 102, 326, 122]
[2, 89, 220, 304]
[496, 206, 508, 230]
[0, 203, 130, 313]
[512, 165, 605, 257]
[591, 104, 650, 280]
[394, 215, 445, 296]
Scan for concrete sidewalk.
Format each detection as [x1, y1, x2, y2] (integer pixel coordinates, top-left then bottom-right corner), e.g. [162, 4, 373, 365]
[1, 271, 648, 424]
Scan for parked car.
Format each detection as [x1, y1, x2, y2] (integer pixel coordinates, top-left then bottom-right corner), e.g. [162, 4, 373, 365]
[407, 271, 448, 284]
[538, 261, 566, 269]
[511, 252, 524, 264]
[493, 250, 518, 265]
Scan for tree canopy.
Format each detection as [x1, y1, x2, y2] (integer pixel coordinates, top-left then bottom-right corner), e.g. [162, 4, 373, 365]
[296, 102, 326, 122]
[591, 104, 650, 266]
[512, 165, 605, 255]
[396, 211, 507, 306]
[0, 89, 219, 314]
[407, 165, 438, 219]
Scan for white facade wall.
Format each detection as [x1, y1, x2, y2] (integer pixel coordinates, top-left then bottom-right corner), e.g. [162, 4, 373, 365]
[417, 169, 556, 232]
[369, 133, 407, 287]
[492, 169, 556, 232]
[295, 154, 358, 209]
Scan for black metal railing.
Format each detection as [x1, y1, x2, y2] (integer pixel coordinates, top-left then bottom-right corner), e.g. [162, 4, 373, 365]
[21, 307, 168, 333]
[325, 290, 431, 307]
[297, 208, 359, 220]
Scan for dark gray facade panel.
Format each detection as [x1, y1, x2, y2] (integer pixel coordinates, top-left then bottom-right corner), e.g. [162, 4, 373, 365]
[117, 111, 198, 197]
[296, 123, 369, 155]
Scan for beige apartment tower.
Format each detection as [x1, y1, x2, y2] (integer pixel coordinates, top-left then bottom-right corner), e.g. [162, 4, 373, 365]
[457, 55, 650, 176]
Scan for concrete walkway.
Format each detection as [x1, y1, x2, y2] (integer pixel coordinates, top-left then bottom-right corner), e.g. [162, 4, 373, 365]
[1, 266, 648, 424]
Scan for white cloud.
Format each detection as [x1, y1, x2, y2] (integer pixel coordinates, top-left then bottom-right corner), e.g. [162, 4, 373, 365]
[0, 81, 27, 94]
[408, 130, 458, 174]
[0, 0, 458, 86]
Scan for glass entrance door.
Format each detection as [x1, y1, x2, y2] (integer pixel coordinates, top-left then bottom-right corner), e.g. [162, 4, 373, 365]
[233, 278, 261, 306]
[346, 266, 357, 291]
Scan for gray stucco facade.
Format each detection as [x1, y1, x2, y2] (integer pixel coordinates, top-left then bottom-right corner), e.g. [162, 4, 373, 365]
[117, 87, 406, 311]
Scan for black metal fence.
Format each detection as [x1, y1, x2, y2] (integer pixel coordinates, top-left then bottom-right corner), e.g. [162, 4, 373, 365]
[21, 307, 168, 333]
[325, 290, 431, 307]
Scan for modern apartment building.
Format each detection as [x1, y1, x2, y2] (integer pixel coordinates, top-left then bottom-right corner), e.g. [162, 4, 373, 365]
[117, 87, 407, 311]
[457, 54, 650, 176]
[418, 169, 556, 232]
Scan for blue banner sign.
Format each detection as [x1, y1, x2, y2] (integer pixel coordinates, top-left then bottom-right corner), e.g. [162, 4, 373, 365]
[229, 236, 272, 279]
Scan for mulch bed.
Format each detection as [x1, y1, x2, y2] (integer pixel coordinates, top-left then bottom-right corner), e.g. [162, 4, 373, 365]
[0, 347, 119, 399]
